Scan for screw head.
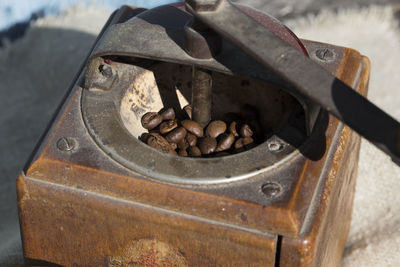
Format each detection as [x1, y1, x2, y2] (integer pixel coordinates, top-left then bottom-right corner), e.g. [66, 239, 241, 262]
[262, 182, 282, 198]
[99, 64, 113, 78]
[266, 137, 286, 153]
[314, 48, 336, 62]
[56, 137, 77, 152]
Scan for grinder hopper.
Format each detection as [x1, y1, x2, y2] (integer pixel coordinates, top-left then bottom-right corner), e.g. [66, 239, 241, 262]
[17, 1, 397, 266]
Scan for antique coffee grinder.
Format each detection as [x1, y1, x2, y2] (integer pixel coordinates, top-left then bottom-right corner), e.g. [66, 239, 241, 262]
[17, 1, 400, 266]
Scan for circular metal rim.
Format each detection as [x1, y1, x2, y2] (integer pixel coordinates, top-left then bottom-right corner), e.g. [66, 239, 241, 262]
[81, 88, 300, 185]
[80, 3, 311, 185]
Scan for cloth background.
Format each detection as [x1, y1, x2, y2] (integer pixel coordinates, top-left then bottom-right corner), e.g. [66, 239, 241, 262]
[0, 3, 399, 266]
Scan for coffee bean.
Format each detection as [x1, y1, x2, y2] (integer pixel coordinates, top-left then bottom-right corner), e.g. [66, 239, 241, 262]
[248, 119, 263, 141]
[188, 146, 202, 157]
[216, 133, 235, 152]
[140, 106, 263, 158]
[198, 137, 217, 155]
[181, 120, 204, 137]
[139, 133, 151, 143]
[178, 138, 189, 150]
[159, 119, 178, 134]
[183, 104, 192, 119]
[160, 108, 175, 120]
[178, 149, 188, 157]
[166, 127, 187, 144]
[170, 142, 178, 150]
[240, 124, 253, 138]
[234, 137, 254, 149]
[206, 120, 227, 138]
[147, 133, 175, 153]
[141, 112, 163, 130]
[186, 133, 197, 147]
[148, 128, 161, 134]
[229, 121, 239, 137]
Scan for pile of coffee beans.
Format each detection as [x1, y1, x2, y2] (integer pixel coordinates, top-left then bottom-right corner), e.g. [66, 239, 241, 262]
[139, 105, 261, 157]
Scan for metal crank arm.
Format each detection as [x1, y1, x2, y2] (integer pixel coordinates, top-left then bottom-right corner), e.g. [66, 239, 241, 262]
[185, 0, 400, 165]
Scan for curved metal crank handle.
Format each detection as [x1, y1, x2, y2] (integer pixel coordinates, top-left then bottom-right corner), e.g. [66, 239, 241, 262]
[185, 0, 400, 166]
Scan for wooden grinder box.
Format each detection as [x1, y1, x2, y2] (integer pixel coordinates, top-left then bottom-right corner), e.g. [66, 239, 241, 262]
[17, 4, 370, 267]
